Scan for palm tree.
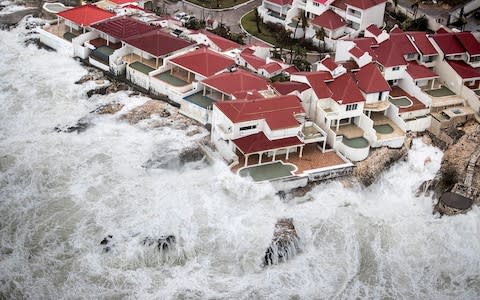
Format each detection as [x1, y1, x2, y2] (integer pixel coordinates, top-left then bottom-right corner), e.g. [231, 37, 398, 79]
[254, 8, 262, 34]
[393, 0, 398, 13]
[293, 10, 307, 39]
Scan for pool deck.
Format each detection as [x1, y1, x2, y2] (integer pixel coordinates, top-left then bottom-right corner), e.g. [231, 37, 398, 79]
[232, 144, 347, 175]
[333, 124, 364, 139]
[390, 87, 427, 113]
[370, 113, 405, 140]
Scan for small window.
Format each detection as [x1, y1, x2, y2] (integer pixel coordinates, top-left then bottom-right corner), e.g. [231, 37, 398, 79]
[392, 66, 400, 71]
[240, 125, 257, 131]
[346, 104, 358, 111]
[313, 2, 320, 6]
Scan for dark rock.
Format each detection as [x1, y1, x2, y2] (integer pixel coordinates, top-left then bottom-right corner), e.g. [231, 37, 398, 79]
[103, 246, 111, 253]
[100, 238, 108, 245]
[264, 218, 301, 266]
[86, 83, 129, 98]
[142, 235, 176, 252]
[54, 117, 91, 133]
[179, 147, 205, 164]
[434, 191, 474, 216]
[92, 102, 124, 115]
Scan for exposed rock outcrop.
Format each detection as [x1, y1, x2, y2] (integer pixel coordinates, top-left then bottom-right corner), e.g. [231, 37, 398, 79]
[120, 100, 171, 124]
[92, 102, 124, 115]
[75, 68, 105, 84]
[54, 117, 91, 133]
[264, 218, 301, 266]
[353, 136, 413, 186]
[142, 235, 176, 252]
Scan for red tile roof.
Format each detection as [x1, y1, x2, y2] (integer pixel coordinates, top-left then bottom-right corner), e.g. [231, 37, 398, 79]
[301, 71, 333, 99]
[390, 32, 418, 55]
[123, 4, 147, 11]
[311, 10, 346, 30]
[456, 32, 480, 56]
[447, 60, 480, 80]
[170, 47, 235, 77]
[124, 29, 193, 57]
[57, 4, 115, 27]
[200, 29, 241, 52]
[265, 0, 292, 5]
[320, 56, 338, 71]
[407, 32, 438, 56]
[331, 0, 348, 10]
[284, 65, 300, 74]
[202, 69, 269, 96]
[110, 0, 136, 4]
[346, 0, 385, 10]
[349, 46, 365, 58]
[327, 73, 365, 104]
[92, 16, 155, 40]
[366, 24, 382, 36]
[406, 62, 439, 80]
[354, 63, 390, 93]
[233, 132, 303, 154]
[215, 95, 304, 130]
[352, 37, 378, 57]
[272, 81, 310, 95]
[260, 62, 283, 73]
[231, 90, 263, 100]
[374, 39, 407, 67]
[240, 49, 266, 69]
[390, 26, 403, 34]
[432, 33, 465, 55]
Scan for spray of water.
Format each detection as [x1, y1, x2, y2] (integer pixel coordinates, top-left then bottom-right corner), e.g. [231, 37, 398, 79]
[0, 22, 479, 299]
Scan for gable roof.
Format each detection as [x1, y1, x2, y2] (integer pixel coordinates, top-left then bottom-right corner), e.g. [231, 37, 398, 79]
[354, 63, 390, 93]
[331, 0, 348, 9]
[456, 32, 480, 56]
[300, 71, 333, 99]
[272, 81, 311, 95]
[91, 16, 155, 40]
[374, 39, 407, 67]
[406, 62, 439, 80]
[215, 95, 304, 130]
[240, 49, 266, 69]
[109, 0, 136, 4]
[124, 29, 193, 57]
[233, 132, 303, 155]
[170, 47, 235, 77]
[260, 62, 283, 73]
[197, 29, 241, 52]
[311, 10, 346, 30]
[366, 24, 382, 36]
[319, 56, 338, 71]
[202, 69, 269, 96]
[447, 60, 480, 80]
[407, 32, 438, 56]
[432, 33, 465, 55]
[346, 0, 385, 10]
[57, 4, 115, 27]
[327, 73, 365, 104]
[349, 46, 365, 58]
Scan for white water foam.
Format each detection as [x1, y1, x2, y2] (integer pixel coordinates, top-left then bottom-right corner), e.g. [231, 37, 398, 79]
[0, 23, 479, 299]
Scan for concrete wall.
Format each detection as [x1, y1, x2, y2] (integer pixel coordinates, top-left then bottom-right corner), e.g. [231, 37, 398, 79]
[37, 27, 73, 56]
[397, 75, 433, 107]
[383, 65, 407, 81]
[72, 31, 98, 59]
[405, 115, 431, 132]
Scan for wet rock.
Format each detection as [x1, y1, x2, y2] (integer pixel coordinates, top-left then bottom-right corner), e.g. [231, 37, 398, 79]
[92, 102, 124, 115]
[121, 100, 170, 124]
[179, 146, 205, 164]
[416, 179, 434, 197]
[54, 117, 91, 133]
[434, 191, 473, 216]
[353, 135, 412, 186]
[142, 235, 176, 252]
[264, 218, 301, 266]
[100, 235, 113, 253]
[86, 82, 129, 98]
[75, 68, 105, 84]
[100, 235, 113, 245]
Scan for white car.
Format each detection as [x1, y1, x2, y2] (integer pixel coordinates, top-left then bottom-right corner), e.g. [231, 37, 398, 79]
[174, 12, 187, 21]
[181, 15, 196, 25]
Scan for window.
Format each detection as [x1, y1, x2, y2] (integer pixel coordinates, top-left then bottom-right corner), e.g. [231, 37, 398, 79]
[313, 2, 320, 6]
[346, 104, 357, 111]
[240, 125, 257, 131]
[392, 66, 400, 71]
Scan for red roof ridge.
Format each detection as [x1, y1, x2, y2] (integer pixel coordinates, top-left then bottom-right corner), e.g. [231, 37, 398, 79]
[57, 4, 115, 27]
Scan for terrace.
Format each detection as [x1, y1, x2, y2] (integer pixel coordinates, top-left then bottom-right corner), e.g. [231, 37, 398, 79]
[44, 21, 81, 41]
[123, 53, 158, 69]
[369, 112, 405, 140]
[332, 123, 364, 139]
[183, 92, 215, 109]
[233, 144, 347, 175]
[389, 87, 427, 113]
[425, 85, 464, 109]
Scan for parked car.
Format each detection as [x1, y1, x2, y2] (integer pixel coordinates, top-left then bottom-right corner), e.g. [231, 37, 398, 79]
[181, 15, 196, 25]
[174, 12, 187, 21]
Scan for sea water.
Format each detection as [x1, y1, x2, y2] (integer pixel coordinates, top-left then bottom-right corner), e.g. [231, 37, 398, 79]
[0, 23, 479, 299]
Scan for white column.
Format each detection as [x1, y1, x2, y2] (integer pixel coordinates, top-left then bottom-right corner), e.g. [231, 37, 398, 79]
[322, 140, 326, 152]
[272, 151, 276, 161]
[431, 79, 435, 89]
[244, 154, 249, 167]
[299, 146, 303, 158]
[258, 152, 262, 164]
[286, 148, 290, 160]
[336, 120, 340, 132]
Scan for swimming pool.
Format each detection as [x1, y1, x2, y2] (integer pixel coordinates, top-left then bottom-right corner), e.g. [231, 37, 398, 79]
[342, 136, 369, 148]
[374, 124, 394, 134]
[389, 96, 412, 108]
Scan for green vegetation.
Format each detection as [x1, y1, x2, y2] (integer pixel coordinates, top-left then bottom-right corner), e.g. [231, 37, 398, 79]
[241, 9, 278, 45]
[185, 0, 250, 9]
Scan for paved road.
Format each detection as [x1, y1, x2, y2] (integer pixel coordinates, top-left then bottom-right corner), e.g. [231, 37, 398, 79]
[163, 0, 262, 33]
